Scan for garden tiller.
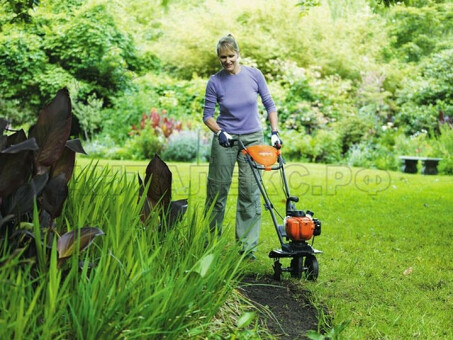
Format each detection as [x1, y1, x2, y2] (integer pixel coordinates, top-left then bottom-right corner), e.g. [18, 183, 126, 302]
[234, 139, 322, 281]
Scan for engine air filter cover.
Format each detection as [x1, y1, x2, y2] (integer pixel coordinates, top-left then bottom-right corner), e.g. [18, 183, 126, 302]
[285, 216, 315, 241]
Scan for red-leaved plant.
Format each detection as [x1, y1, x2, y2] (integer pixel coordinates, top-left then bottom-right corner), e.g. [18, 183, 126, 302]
[0, 89, 103, 268]
[130, 108, 183, 139]
[138, 154, 188, 230]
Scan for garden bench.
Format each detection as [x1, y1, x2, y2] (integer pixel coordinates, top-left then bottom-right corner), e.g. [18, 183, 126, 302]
[399, 156, 443, 175]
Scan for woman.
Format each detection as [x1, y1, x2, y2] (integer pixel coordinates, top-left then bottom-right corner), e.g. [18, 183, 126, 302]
[203, 34, 282, 259]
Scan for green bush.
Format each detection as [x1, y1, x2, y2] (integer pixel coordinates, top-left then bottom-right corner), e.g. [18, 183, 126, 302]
[271, 62, 356, 137]
[161, 131, 207, 162]
[122, 126, 165, 160]
[395, 49, 453, 135]
[393, 130, 439, 157]
[387, 4, 453, 62]
[0, 0, 146, 126]
[81, 136, 122, 159]
[438, 156, 453, 175]
[43, 2, 137, 100]
[345, 142, 399, 170]
[334, 114, 375, 155]
[345, 142, 375, 168]
[279, 129, 312, 161]
[373, 150, 399, 171]
[281, 128, 342, 164]
[437, 125, 453, 174]
[70, 87, 104, 140]
[311, 129, 342, 163]
[101, 88, 158, 143]
[0, 27, 48, 124]
[395, 103, 438, 135]
[102, 74, 206, 143]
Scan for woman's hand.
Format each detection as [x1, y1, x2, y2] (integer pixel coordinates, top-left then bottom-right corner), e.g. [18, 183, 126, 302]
[218, 130, 233, 147]
[271, 131, 283, 148]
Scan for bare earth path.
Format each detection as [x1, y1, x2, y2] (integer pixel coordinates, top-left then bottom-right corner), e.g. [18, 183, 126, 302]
[240, 275, 318, 339]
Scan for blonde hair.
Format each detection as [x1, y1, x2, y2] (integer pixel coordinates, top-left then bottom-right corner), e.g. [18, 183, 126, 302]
[216, 34, 239, 56]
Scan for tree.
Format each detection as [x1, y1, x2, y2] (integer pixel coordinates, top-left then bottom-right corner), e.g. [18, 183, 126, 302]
[0, 0, 39, 22]
[395, 49, 453, 134]
[0, 0, 144, 129]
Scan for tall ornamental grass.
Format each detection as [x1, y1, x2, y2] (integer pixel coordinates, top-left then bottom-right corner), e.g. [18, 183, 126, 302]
[1, 163, 244, 339]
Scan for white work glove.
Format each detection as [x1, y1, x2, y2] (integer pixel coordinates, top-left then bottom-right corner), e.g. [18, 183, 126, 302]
[217, 130, 233, 147]
[271, 130, 283, 148]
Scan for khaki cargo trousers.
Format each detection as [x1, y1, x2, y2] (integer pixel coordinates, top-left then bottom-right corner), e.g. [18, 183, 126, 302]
[205, 130, 263, 252]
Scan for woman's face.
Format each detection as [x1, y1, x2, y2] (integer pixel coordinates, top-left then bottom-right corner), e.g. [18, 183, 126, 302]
[218, 48, 240, 74]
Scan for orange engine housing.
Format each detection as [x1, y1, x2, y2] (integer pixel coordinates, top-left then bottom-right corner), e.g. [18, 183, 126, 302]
[285, 216, 315, 241]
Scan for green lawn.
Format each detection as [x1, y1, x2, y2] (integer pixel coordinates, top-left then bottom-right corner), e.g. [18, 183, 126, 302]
[76, 157, 453, 339]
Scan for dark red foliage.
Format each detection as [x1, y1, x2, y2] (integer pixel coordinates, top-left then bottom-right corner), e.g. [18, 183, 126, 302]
[138, 154, 188, 229]
[0, 88, 87, 248]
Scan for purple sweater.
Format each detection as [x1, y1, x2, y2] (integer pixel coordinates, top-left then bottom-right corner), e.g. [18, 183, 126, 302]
[203, 66, 276, 134]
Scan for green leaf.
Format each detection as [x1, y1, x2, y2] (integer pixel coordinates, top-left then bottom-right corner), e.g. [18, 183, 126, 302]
[57, 227, 104, 260]
[237, 312, 255, 329]
[193, 254, 214, 278]
[306, 330, 325, 340]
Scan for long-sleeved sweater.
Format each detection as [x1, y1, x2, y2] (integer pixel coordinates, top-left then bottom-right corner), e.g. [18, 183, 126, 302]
[203, 65, 276, 134]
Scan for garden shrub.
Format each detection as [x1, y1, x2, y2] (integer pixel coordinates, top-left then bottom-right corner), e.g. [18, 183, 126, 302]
[312, 74, 356, 124]
[373, 148, 399, 171]
[393, 130, 439, 157]
[81, 136, 123, 159]
[310, 129, 342, 164]
[281, 128, 342, 164]
[122, 126, 165, 160]
[279, 129, 312, 161]
[0, 0, 147, 128]
[396, 103, 439, 136]
[43, 2, 137, 100]
[345, 142, 399, 170]
[345, 142, 375, 168]
[395, 49, 453, 135]
[102, 74, 206, 143]
[271, 62, 355, 136]
[71, 91, 104, 141]
[162, 131, 211, 162]
[377, 123, 399, 149]
[387, 4, 453, 62]
[101, 87, 161, 143]
[334, 114, 375, 155]
[437, 125, 453, 174]
[0, 27, 49, 125]
[438, 157, 453, 175]
[270, 62, 321, 132]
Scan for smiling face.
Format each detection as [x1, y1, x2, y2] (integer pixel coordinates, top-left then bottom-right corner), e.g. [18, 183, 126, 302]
[218, 47, 240, 75]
